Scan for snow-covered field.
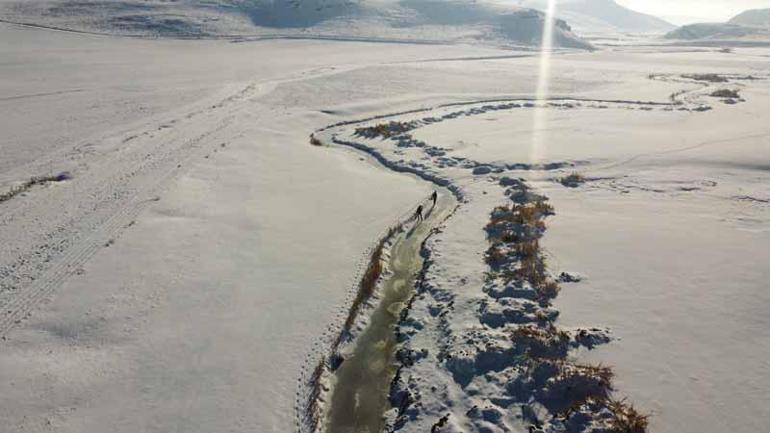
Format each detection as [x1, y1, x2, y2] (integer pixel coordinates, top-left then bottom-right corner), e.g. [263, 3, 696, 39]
[1, 17, 769, 433]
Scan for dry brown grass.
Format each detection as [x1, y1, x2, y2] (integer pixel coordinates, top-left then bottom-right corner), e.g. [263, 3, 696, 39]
[487, 201, 553, 235]
[606, 399, 650, 433]
[486, 200, 560, 304]
[710, 89, 740, 99]
[482, 193, 648, 431]
[485, 244, 508, 267]
[0, 173, 72, 204]
[559, 172, 586, 188]
[306, 357, 326, 433]
[683, 73, 728, 83]
[560, 363, 615, 389]
[513, 325, 570, 359]
[498, 229, 521, 243]
[309, 134, 322, 146]
[537, 280, 561, 303]
[338, 224, 402, 344]
[354, 121, 417, 139]
[516, 242, 546, 283]
[548, 362, 615, 415]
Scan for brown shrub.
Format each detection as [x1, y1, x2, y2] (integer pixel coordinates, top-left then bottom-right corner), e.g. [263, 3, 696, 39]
[354, 121, 417, 139]
[513, 325, 570, 359]
[606, 399, 650, 433]
[485, 244, 509, 267]
[710, 89, 740, 99]
[549, 362, 615, 412]
[560, 172, 586, 188]
[683, 73, 728, 83]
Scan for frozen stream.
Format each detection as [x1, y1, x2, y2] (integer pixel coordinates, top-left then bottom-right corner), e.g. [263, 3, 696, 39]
[325, 188, 457, 433]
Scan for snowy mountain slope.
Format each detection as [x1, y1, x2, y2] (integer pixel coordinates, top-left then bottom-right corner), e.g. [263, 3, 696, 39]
[0, 0, 592, 48]
[666, 8, 770, 41]
[521, 0, 674, 35]
[665, 23, 769, 41]
[729, 8, 770, 27]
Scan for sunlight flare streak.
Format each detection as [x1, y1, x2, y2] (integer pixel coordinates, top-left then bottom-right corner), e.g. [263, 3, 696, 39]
[530, 0, 557, 164]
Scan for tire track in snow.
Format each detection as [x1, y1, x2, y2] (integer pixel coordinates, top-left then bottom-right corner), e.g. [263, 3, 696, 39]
[0, 62, 371, 338]
[0, 83, 260, 337]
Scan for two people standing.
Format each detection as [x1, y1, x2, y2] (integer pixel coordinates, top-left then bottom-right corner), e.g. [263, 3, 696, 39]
[413, 190, 438, 223]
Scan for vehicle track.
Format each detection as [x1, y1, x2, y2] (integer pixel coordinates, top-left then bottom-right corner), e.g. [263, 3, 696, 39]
[0, 84, 257, 337]
[0, 62, 379, 338]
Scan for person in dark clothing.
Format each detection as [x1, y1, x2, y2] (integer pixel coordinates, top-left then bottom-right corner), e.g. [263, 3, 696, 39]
[430, 191, 438, 207]
[414, 205, 424, 222]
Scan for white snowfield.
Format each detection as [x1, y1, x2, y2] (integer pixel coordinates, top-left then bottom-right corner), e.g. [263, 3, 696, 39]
[1, 17, 769, 433]
[312, 58, 770, 432]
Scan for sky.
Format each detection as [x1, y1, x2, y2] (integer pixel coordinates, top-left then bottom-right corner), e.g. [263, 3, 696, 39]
[616, 0, 770, 25]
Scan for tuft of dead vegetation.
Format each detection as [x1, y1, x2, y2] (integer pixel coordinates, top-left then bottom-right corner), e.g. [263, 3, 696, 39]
[478, 181, 651, 432]
[305, 357, 326, 433]
[482, 184, 648, 432]
[710, 89, 740, 99]
[485, 199, 559, 304]
[544, 361, 615, 414]
[0, 172, 72, 204]
[354, 121, 419, 139]
[559, 172, 586, 188]
[605, 399, 650, 433]
[487, 201, 554, 233]
[338, 224, 402, 346]
[309, 134, 322, 146]
[682, 73, 728, 83]
[537, 280, 561, 303]
[485, 244, 509, 268]
[513, 325, 570, 359]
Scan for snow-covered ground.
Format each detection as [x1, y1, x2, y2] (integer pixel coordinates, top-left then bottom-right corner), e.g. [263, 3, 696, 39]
[1, 18, 769, 433]
[310, 50, 769, 432]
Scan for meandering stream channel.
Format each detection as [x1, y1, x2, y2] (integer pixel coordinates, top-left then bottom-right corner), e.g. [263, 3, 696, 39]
[325, 188, 456, 433]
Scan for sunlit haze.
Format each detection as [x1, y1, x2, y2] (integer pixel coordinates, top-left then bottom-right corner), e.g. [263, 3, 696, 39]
[617, 0, 770, 25]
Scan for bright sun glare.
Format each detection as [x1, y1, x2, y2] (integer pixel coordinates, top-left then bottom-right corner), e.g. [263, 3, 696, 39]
[530, 0, 557, 164]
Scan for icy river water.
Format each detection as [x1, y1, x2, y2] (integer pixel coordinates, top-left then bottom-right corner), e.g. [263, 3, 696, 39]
[325, 188, 457, 433]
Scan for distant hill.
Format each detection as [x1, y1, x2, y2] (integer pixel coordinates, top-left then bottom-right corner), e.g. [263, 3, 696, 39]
[665, 8, 770, 41]
[0, 0, 593, 49]
[665, 23, 767, 40]
[729, 8, 770, 27]
[521, 0, 674, 35]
